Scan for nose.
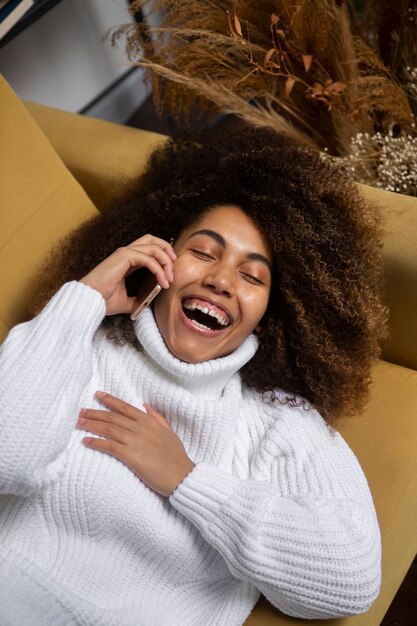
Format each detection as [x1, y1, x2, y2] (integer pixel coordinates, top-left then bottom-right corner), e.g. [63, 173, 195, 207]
[202, 262, 234, 297]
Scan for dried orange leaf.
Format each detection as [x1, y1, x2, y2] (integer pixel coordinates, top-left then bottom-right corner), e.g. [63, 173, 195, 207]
[227, 11, 245, 43]
[302, 54, 313, 72]
[227, 12, 236, 37]
[328, 80, 346, 94]
[285, 76, 296, 98]
[280, 50, 290, 64]
[309, 82, 323, 95]
[277, 29, 285, 37]
[234, 14, 243, 37]
[271, 13, 279, 25]
[264, 48, 275, 65]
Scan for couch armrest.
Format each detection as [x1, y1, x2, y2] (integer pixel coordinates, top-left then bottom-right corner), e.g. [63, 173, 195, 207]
[0, 76, 99, 340]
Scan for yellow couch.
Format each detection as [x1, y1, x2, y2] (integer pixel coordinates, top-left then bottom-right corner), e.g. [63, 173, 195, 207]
[1, 74, 417, 626]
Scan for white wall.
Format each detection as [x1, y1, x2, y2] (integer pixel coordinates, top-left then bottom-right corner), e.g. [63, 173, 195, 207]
[0, 0, 149, 121]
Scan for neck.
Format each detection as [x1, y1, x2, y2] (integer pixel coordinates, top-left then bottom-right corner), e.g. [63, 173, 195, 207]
[133, 307, 258, 398]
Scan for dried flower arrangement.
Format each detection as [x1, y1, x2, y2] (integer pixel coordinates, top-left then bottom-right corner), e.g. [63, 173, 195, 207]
[109, 0, 417, 196]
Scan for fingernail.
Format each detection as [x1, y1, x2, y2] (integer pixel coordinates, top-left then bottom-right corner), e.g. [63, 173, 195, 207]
[77, 417, 85, 425]
[96, 391, 107, 398]
[79, 408, 86, 417]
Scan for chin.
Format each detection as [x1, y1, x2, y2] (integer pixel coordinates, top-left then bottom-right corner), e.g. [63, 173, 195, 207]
[169, 344, 211, 364]
[167, 337, 230, 363]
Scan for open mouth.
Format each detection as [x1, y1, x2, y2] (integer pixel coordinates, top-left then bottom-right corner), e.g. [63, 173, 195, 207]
[181, 298, 232, 332]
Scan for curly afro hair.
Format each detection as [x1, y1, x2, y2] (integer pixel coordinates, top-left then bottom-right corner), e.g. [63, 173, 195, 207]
[34, 125, 388, 424]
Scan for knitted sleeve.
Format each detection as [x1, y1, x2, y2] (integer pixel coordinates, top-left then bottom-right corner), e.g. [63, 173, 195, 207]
[0, 281, 105, 496]
[169, 401, 381, 619]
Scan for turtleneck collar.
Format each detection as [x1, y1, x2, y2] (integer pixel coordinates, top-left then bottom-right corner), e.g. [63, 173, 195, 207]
[133, 307, 258, 398]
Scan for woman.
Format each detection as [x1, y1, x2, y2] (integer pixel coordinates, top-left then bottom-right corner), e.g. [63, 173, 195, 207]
[0, 127, 386, 625]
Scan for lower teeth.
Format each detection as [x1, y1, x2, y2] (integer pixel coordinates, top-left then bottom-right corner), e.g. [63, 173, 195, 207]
[191, 319, 214, 331]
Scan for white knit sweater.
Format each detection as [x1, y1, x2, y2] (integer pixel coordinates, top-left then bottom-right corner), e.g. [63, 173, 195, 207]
[0, 282, 381, 626]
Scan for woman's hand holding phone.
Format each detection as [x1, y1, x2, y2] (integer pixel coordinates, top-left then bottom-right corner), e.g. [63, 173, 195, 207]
[80, 235, 176, 316]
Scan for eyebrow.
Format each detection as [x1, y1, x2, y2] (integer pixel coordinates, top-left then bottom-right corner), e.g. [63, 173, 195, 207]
[187, 229, 272, 272]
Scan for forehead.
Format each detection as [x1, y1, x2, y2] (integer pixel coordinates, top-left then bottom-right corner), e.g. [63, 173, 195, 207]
[183, 205, 272, 259]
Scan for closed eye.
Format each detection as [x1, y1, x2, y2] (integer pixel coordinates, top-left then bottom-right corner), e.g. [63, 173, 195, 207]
[241, 273, 264, 285]
[191, 249, 215, 260]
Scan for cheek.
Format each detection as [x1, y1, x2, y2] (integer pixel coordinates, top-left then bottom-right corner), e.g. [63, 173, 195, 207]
[170, 256, 204, 290]
[172, 265, 196, 287]
[242, 290, 270, 327]
[152, 290, 168, 335]
[154, 259, 200, 319]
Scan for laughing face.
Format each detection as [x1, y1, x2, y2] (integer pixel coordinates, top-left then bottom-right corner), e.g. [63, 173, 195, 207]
[153, 205, 272, 363]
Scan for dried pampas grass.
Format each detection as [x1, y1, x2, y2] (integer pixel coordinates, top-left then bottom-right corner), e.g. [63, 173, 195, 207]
[109, 0, 370, 153]
[108, 0, 417, 194]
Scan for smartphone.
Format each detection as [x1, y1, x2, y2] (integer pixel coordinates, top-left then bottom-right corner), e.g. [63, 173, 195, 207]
[129, 270, 162, 321]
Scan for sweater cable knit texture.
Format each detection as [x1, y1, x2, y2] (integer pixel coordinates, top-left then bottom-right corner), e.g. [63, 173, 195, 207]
[0, 282, 381, 625]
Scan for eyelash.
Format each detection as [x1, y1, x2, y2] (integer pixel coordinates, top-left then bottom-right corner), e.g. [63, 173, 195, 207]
[242, 273, 264, 285]
[191, 249, 265, 285]
[192, 249, 214, 260]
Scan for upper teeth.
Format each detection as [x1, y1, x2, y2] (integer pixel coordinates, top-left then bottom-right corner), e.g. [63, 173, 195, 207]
[184, 302, 229, 326]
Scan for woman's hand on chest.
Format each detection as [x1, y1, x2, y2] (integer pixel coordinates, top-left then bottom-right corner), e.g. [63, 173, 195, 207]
[76, 391, 195, 497]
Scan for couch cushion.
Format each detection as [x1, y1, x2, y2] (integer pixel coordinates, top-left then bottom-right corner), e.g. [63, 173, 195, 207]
[245, 359, 417, 626]
[0, 75, 99, 340]
[359, 183, 417, 372]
